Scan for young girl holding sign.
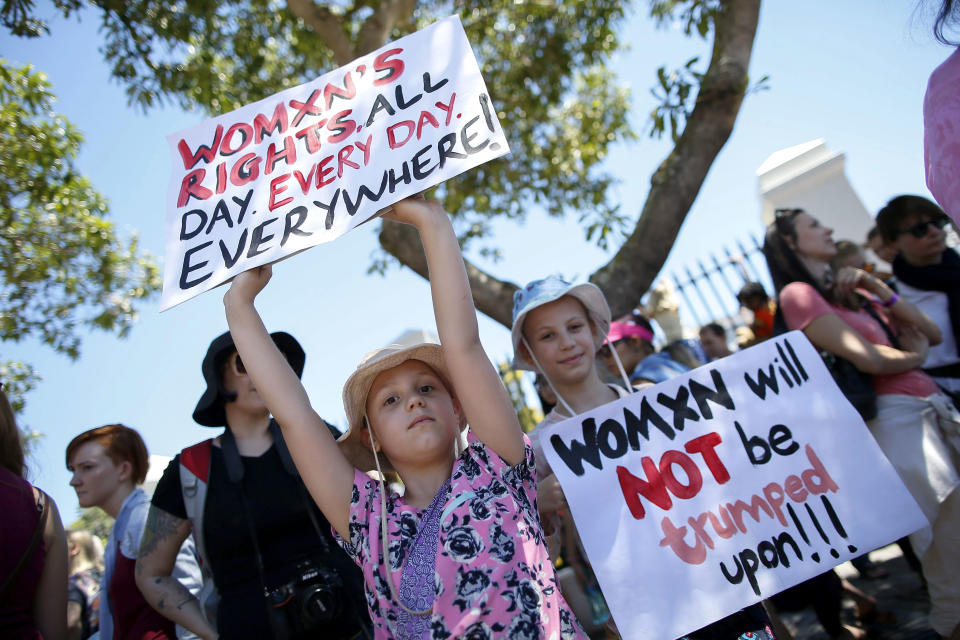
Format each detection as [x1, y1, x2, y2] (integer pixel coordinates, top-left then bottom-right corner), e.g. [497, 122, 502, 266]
[223, 195, 586, 639]
[511, 278, 778, 639]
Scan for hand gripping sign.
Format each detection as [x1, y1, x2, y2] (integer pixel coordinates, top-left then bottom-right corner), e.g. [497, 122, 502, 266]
[161, 15, 509, 310]
[541, 332, 927, 640]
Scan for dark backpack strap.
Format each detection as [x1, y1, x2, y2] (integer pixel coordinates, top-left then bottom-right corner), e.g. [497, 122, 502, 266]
[269, 419, 298, 476]
[220, 427, 246, 484]
[862, 301, 901, 349]
[0, 488, 49, 599]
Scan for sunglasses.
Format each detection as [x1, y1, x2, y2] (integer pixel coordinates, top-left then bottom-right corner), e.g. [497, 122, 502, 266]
[774, 207, 804, 219]
[893, 217, 948, 240]
[230, 351, 290, 376]
[233, 353, 247, 375]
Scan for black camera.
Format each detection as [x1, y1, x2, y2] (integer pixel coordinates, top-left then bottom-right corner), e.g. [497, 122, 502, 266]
[267, 558, 344, 636]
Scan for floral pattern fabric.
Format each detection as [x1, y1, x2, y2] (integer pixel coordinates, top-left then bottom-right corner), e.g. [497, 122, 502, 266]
[334, 433, 587, 640]
[68, 566, 102, 639]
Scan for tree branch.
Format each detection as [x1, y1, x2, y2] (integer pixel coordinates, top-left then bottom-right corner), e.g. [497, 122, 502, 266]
[356, 0, 417, 56]
[591, 0, 761, 318]
[379, 0, 760, 330]
[286, 0, 356, 64]
[379, 220, 517, 327]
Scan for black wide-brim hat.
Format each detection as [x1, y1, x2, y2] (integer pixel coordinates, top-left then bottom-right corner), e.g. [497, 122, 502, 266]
[192, 330, 306, 427]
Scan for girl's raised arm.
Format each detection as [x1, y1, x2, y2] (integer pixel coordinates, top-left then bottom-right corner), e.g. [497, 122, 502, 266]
[223, 266, 355, 537]
[384, 197, 525, 465]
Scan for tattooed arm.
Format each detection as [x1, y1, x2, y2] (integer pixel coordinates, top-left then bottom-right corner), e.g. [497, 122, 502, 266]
[135, 506, 218, 640]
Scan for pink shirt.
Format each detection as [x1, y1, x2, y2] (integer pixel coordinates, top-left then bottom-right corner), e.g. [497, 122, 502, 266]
[334, 433, 586, 639]
[780, 282, 938, 398]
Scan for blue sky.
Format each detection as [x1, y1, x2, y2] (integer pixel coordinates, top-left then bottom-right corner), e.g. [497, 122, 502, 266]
[3, 1, 951, 522]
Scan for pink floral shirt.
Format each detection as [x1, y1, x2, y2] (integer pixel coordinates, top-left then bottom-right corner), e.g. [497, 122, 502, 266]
[334, 433, 587, 640]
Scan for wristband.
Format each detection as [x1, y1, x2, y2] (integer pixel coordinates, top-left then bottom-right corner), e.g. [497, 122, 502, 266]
[881, 292, 899, 308]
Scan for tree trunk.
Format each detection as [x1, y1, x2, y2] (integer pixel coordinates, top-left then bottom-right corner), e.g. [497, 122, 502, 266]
[378, 220, 518, 327]
[380, 0, 762, 328]
[591, 0, 761, 319]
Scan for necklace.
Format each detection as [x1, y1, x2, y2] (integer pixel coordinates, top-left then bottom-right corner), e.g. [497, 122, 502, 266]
[395, 479, 451, 639]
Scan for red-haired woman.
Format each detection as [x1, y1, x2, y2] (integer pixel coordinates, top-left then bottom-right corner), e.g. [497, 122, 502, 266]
[66, 425, 201, 640]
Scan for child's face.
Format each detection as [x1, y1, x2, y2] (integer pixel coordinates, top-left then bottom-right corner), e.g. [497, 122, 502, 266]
[834, 247, 866, 271]
[364, 359, 460, 467]
[523, 296, 597, 387]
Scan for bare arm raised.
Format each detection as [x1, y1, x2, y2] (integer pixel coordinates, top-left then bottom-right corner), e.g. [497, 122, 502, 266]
[223, 266, 355, 538]
[383, 197, 525, 465]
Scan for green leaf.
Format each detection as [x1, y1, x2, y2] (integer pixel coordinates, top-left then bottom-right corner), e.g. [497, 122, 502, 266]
[0, 61, 161, 367]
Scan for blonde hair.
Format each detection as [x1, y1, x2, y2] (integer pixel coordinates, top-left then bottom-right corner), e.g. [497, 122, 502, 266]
[67, 530, 104, 574]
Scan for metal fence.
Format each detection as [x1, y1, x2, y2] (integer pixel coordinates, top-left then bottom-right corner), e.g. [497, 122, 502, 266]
[661, 232, 773, 333]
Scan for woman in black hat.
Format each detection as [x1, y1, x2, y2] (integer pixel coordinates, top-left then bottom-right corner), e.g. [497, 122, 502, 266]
[135, 331, 370, 640]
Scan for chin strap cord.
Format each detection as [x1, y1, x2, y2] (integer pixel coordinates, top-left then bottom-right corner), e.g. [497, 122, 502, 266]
[521, 335, 636, 422]
[607, 342, 636, 391]
[366, 416, 434, 616]
[521, 336, 576, 416]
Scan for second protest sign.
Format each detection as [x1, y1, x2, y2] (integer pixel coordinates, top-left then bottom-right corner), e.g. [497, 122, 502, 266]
[541, 331, 927, 639]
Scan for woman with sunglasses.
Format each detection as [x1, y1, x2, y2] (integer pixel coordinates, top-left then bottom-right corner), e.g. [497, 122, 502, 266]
[135, 332, 370, 640]
[876, 195, 960, 398]
[764, 208, 960, 640]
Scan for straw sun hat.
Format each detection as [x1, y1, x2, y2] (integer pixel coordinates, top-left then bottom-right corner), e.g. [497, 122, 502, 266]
[337, 342, 466, 473]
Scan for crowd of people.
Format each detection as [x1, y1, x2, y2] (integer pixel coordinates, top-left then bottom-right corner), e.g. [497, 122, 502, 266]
[2, 2, 959, 632]
[2, 190, 957, 640]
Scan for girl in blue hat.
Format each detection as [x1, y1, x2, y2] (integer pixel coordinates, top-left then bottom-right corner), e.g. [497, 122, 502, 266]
[511, 278, 778, 639]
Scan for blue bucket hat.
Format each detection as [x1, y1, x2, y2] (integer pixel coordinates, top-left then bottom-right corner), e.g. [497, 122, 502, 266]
[510, 275, 611, 371]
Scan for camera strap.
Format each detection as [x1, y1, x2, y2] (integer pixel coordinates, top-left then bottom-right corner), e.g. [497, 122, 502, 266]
[222, 423, 372, 639]
[223, 426, 292, 639]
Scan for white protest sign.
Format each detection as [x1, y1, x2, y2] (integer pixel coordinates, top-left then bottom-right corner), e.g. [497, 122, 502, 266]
[161, 15, 509, 310]
[541, 331, 927, 640]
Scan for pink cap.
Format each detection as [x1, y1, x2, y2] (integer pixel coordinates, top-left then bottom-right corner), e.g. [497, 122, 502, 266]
[604, 321, 653, 345]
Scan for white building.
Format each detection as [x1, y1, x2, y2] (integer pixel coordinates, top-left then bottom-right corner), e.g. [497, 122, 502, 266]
[757, 139, 875, 245]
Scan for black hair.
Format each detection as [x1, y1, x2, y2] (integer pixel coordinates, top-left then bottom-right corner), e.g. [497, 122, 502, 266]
[736, 281, 769, 306]
[761, 208, 837, 304]
[699, 322, 726, 338]
[866, 226, 881, 242]
[533, 373, 556, 415]
[934, 0, 960, 44]
[625, 311, 655, 343]
[875, 195, 948, 243]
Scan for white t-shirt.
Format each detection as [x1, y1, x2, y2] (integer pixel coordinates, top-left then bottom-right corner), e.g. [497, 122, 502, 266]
[897, 279, 960, 393]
